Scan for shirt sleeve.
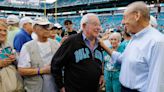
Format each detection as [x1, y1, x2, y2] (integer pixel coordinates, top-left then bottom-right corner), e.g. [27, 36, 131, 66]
[14, 35, 25, 52]
[18, 45, 31, 68]
[111, 51, 122, 63]
[51, 38, 72, 89]
[147, 42, 164, 92]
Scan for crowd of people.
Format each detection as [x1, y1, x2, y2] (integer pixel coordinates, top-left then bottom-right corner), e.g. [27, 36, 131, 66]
[0, 1, 164, 92]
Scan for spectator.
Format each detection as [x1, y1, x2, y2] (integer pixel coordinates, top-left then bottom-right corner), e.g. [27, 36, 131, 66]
[54, 23, 63, 37]
[103, 32, 123, 92]
[0, 21, 24, 92]
[6, 15, 20, 48]
[18, 17, 59, 92]
[49, 23, 62, 43]
[0, 21, 16, 69]
[13, 17, 33, 54]
[119, 26, 131, 50]
[51, 13, 104, 92]
[61, 20, 77, 37]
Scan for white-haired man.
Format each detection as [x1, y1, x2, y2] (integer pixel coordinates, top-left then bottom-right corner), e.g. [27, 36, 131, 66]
[51, 13, 104, 92]
[100, 1, 164, 92]
[14, 17, 33, 54]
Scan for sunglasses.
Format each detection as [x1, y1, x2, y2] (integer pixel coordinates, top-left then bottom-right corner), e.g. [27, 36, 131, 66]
[110, 30, 121, 33]
[37, 24, 51, 30]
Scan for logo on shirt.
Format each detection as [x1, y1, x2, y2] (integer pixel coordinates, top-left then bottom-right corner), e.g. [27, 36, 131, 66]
[94, 50, 103, 62]
[74, 48, 90, 63]
[74, 48, 103, 63]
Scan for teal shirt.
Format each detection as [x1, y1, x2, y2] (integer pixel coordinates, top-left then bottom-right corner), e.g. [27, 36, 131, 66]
[55, 34, 62, 43]
[119, 40, 130, 51]
[103, 41, 129, 71]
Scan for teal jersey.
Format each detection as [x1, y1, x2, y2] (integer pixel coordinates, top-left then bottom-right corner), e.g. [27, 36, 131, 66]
[103, 41, 129, 71]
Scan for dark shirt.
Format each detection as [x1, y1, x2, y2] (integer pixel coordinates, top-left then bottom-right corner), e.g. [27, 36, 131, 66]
[61, 30, 77, 37]
[51, 32, 103, 92]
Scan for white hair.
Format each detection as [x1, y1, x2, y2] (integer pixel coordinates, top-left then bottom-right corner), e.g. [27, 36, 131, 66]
[109, 32, 122, 42]
[80, 13, 98, 30]
[19, 17, 33, 28]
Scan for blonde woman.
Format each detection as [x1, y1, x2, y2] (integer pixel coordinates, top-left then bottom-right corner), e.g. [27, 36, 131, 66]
[0, 21, 24, 92]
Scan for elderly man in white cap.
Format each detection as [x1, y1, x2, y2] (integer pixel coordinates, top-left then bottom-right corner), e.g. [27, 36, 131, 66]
[18, 17, 59, 92]
[6, 15, 20, 48]
[13, 17, 33, 54]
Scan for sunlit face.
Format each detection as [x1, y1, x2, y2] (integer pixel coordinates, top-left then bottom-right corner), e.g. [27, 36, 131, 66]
[35, 25, 50, 40]
[49, 29, 57, 39]
[85, 16, 102, 38]
[109, 35, 120, 48]
[122, 10, 138, 34]
[0, 26, 7, 43]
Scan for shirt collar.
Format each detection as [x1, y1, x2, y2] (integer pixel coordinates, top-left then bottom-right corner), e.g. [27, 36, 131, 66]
[82, 32, 98, 43]
[131, 25, 151, 38]
[21, 28, 31, 37]
[82, 32, 87, 41]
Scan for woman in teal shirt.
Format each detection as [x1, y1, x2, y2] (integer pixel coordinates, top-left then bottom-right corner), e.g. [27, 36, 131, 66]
[103, 32, 124, 92]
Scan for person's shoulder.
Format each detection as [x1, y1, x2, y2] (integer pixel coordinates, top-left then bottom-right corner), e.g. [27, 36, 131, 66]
[62, 33, 80, 45]
[14, 30, 25, 38]
[66, 33, 79, 41]
[149, 28, 164, 42]
[72, 30, 77, 34]
[69, 32, 81, 40]
[23, 40, 35, 47]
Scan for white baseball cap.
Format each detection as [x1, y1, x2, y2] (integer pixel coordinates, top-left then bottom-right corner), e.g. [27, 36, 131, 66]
[7, 15, 19, 24]
[34, 17, 51, 25]
[54, 23, 62, 29]
[19, 17, 33, 28]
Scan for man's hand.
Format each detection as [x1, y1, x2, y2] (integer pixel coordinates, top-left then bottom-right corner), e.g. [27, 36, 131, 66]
[99, 75, 105, 89]
[60, 87, 65, 92]
[60, 36, 68, 45]
[40, 65, 51, 74]
[99, 38, 113, 56]
[99, 38, 106, 48]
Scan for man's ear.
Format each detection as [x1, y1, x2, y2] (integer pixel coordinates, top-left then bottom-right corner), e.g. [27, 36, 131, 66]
[135, 11, 141, 22]
[82, 23, 87, 29]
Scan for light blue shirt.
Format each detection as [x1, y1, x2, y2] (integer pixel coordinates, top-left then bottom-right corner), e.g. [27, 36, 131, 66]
[112, 25, 164, 92]
[82, 33, 98, 52]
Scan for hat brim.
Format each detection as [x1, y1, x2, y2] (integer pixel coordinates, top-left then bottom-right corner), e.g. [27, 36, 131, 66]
[36, 21, 51, 25]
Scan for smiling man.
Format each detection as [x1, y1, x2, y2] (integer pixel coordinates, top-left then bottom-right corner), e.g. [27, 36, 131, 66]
[51, 13, 104, 92]
[18, 17, 59, 92]
[100, 1, 164, 92]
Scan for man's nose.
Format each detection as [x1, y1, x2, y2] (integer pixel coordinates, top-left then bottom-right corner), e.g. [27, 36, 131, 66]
[121, 19, 125, 25]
